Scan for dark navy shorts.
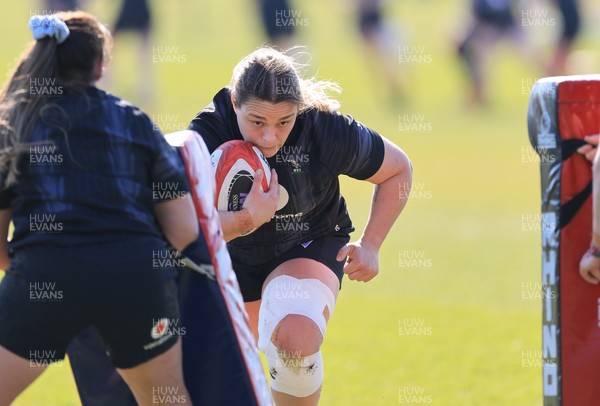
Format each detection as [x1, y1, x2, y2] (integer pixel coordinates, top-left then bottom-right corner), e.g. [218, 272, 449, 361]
[473, 0, 515, 28]
[232, 233, 350, 302]
[358, 7, 382, 38]
[114, 0, 151, 33]
[0, 238, 179, 369]
[556, 0, 580, 42]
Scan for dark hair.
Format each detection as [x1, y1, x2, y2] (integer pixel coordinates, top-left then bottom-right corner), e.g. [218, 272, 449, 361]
[0, 11, 111, 186]
[56, 12, 112, 84]
[230, 47, 341, 113]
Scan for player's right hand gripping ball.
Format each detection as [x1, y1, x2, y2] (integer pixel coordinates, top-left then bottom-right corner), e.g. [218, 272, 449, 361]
[210, 140, 271, 235]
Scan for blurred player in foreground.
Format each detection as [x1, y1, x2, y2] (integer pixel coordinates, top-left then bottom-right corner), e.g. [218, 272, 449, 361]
[0, 11, 198, 404]
[189, 47, 412, 405]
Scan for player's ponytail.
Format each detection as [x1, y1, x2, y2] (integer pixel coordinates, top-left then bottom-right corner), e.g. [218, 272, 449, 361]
[230, 47, 341, 114]
[0, 11, 111, 187]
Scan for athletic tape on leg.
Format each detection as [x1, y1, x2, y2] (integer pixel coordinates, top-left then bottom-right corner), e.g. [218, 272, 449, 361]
[258, 275, 335, 397]
[264, 341, 323, 397]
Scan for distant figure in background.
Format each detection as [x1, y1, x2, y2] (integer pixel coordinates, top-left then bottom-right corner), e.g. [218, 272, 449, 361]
[43, 0, 79, 11]
[547, 0, 580, 76]
[457, 0, 525, 105]
[356, 0, 404, 104]
[110, 0, 154, 105]
[257, 0, 297, 49]
[113, 0, 151, 38]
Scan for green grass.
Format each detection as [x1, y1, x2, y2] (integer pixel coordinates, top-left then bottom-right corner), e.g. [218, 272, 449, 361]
[2, 0, 600, 404]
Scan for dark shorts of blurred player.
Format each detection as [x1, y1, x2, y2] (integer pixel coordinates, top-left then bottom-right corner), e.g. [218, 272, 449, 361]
[472, 0, 514, 29]
[258, 0, 295, 48]
[114, 0, 151, 34]
[547, 0, 580, 75]
[44, 0, 79, 12]
[556, 0, 580, 44]
[357, 0, 383, 39]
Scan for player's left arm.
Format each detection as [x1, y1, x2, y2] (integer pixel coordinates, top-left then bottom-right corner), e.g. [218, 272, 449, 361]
[337, 136, 412, 282]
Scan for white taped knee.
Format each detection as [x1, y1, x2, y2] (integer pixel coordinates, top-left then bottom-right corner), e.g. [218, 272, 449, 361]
[258, 275, 335, 351]
[258, 275, 335, 397]
[264, 341, 323, 397]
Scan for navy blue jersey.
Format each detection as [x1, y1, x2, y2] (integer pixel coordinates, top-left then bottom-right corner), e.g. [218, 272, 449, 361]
[189, 87, 385, 266]
[0, 86, 189, 251]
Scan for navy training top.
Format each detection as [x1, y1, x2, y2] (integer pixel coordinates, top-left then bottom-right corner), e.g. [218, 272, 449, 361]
[0, 86, 189, 251]
[189, 87, 385, 266]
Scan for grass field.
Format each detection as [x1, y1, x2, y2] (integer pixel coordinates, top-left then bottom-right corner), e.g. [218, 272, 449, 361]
[2, 0, 600, 404]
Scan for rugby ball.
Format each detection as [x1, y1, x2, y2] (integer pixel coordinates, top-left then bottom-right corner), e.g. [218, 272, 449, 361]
[210, 140, 271, 215]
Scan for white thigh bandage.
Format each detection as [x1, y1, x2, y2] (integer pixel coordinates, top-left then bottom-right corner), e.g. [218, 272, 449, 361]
[258, 275, 336, 397]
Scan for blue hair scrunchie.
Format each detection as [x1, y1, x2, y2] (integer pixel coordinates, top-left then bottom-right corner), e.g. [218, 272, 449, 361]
[28, 15, 70, 44]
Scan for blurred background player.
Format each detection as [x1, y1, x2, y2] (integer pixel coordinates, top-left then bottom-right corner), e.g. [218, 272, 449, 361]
[458, 0, 582, 105]
[0, 12, 196, 404]
[355, 0, 404, 104]
[43, 0, 79, 12]
[258, 0, 405, 103]
[457, 0, 526, 106]
[189, 47, 412, 405]
[108, 0, 154, 106]
[257, 0, 297, 49]
[547, 0, 581, 75]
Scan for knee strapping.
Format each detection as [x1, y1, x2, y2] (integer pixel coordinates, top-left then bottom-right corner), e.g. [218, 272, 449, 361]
[258, 275, 335, 397]
[264, 341, 323, 397]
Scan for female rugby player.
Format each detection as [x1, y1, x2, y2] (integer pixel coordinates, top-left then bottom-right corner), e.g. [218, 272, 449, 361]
[0, 12, 199, 405]
[189, 47, 412, 405]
